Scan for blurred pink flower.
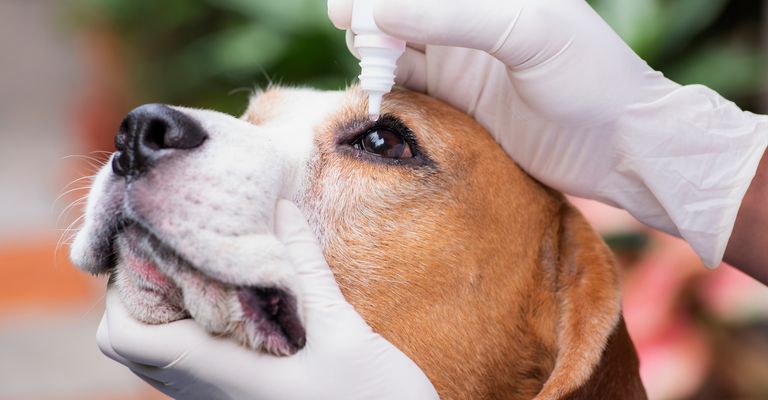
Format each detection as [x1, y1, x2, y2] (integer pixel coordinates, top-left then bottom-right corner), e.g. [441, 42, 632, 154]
[570, 197, 768, 399]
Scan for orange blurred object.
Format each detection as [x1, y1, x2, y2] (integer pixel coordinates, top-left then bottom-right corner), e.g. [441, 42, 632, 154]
[0, 237, 100, 314]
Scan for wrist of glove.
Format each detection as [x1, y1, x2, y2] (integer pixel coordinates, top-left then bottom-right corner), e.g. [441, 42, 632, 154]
[330, 0, 768, 266]
[97, 200, 439, 400]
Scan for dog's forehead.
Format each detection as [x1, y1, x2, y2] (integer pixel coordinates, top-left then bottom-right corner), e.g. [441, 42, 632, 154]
[242, 87, 353, 127]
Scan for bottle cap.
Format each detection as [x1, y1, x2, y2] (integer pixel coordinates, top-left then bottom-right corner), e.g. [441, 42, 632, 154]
[351, 0, 405, 118]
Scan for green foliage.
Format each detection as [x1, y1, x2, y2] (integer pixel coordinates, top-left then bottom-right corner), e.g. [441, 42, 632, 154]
[74, 0, 764, 114]
[73, 0, 358, 114]
[589, 0, 763, 110]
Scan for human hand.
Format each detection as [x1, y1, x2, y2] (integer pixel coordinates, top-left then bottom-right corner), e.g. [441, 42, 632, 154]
[329, 0, 768, 267]
[97, 200, 438, 400]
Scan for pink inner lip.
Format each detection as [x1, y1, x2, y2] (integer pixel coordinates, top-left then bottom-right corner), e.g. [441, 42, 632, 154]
[124, 252, 171, 288]
[131, 261, 170, 286]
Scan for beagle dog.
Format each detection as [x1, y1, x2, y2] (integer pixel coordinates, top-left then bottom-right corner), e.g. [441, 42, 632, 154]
[71, 86, 647, 399]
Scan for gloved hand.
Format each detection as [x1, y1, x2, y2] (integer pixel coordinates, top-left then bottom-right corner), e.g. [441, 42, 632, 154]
[329, 0, 768, 267]
[97, 200, 438, 400]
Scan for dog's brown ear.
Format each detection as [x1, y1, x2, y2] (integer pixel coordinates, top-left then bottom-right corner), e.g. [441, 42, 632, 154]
[534, 204, 644, 400]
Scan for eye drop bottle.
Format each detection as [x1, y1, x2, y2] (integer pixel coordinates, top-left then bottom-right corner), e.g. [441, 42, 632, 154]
[351, 0, 406, 120]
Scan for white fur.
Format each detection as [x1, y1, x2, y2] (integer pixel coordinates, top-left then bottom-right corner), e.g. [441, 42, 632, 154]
[71, 88, 346, 352]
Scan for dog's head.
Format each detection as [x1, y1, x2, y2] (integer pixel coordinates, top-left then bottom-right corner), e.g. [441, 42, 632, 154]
[72, 87, 641, 399]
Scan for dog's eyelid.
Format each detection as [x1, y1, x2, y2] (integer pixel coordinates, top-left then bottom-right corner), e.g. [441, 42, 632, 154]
[333, 113, 435, 167]
[373, 115, 421, 155]
[335, 114, 415, 144]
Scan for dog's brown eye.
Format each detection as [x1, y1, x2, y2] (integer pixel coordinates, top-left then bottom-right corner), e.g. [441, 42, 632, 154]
[355, 129, 413, 159]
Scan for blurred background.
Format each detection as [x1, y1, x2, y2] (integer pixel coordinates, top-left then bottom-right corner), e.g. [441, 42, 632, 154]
[0, 0, 766, 399]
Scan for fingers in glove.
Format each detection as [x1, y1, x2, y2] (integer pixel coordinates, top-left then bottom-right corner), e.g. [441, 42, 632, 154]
[273, 200, 340, 285]
[104, 288, 206, 368]
[98, 308, 182, 386]
[328, 0, 354, 29]
[272, 200, 365, 321]
[334, 0, 517, 52]
[97, 312, 132, 366]
[344, 29, 425, 93]
[131, 371, 188, 399]
[330, 0, 519, 55]
[395, 47, 427, 92]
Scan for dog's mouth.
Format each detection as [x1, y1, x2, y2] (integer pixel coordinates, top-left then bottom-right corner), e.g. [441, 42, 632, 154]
[70, 157, 306, 356]
[110, 214, 306, 355]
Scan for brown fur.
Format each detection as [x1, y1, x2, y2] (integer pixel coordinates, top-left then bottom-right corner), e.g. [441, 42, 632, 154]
[242, 87, 648, 399]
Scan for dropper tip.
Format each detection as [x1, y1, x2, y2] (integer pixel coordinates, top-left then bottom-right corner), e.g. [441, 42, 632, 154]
[367, 92, 383, 121]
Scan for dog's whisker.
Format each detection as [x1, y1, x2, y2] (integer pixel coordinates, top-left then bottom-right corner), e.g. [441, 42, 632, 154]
[56, 174, 96, 193]
[57, 193, 90, 214]
[51, 185, 92, 212]
[65, 163, 104, 176]
[76, 292, 107, 322]
[56, 213, 86, 249]
[62, 154, 109, 165]
[228, 86, 253, 96]
[257, 65, 273, 87]
[56, 213, 86, 248]
[54, 236, 83, 271]
[54, 213, 87, 269]
[55, 196, 89, 227]
[84, 161, 105, 171]
[60, 156, 108, 174]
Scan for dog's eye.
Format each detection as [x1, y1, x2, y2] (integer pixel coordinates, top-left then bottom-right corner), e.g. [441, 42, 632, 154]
[354, 129, 413, 159]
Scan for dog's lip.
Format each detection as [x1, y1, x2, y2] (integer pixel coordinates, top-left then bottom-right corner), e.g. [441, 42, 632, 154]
[237, 287, 307, 354]
[121, 219, 200, 280]
[118, 219, 307, 355]
[98, 177, 306, 355]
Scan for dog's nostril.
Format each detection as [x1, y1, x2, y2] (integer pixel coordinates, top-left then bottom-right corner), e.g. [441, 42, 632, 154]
[143, 119, 170, 150]
[112, 151, 129, 177]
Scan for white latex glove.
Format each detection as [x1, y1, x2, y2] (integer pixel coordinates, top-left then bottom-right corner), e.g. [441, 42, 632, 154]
[329, 0, 768, 267]
[96, 200, 438, 400]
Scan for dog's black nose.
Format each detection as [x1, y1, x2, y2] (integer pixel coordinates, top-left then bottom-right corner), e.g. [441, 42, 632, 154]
[112, 104, 207, 177]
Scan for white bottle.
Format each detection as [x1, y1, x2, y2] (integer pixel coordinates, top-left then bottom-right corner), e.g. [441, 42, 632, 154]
[351, 0, 406, 120]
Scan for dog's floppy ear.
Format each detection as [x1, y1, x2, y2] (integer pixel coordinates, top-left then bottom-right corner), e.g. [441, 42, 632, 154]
[534, 204, 645, 400]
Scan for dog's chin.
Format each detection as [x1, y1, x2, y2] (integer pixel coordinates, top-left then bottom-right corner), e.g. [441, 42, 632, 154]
[114, 223, 306, 356]
[70, 170, 307, 355]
